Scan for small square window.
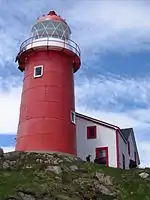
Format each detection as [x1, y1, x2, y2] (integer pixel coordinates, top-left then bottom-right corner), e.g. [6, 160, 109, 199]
[71, 111, 76, 124]
[87, 126, 96, 139]
[34, 65, 43, 78]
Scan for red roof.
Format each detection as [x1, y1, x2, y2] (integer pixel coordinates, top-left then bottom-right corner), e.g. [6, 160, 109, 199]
[37, 10, 67, 24]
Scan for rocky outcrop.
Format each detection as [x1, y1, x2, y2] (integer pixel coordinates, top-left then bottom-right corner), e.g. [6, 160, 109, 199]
[0, 150, 150, 200]
[139, 172, 149, 179]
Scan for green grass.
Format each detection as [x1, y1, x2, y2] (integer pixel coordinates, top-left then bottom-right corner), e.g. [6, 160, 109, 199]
[0, 153, 150, 199]
[73, 161, 150, 200]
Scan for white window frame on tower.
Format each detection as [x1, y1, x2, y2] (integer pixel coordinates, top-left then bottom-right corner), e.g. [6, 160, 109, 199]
[34, 65, 43, 78]
[71, 111, 76, 124]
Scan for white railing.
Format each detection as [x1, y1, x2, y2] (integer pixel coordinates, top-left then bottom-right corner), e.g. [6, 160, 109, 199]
[18, 36, 81, 57]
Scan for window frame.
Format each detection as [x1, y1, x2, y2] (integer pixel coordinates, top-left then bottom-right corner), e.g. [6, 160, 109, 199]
[34, 65, 43, 78]
[87, 126, 97, 139]
[71, 111, 76, 124]
[122, 153, 125, 169]
[127, 141, 130, 156]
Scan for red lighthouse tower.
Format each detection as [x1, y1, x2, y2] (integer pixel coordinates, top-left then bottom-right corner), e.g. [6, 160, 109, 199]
[15, 11, 81, 155]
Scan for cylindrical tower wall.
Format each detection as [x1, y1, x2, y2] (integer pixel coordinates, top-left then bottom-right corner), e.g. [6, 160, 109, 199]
[16, 50, 77, 155]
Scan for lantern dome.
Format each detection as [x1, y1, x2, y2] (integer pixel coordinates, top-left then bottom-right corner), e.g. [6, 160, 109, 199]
[31, 11, 71, 40]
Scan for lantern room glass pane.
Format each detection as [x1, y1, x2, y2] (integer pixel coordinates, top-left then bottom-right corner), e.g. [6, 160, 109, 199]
[31, 20, 71, 40]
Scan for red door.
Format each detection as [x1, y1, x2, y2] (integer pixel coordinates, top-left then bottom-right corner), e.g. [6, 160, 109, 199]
[95, 147, 109, 167]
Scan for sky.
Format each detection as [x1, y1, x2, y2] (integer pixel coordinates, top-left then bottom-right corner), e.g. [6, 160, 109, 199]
[0, 0, 150, 167]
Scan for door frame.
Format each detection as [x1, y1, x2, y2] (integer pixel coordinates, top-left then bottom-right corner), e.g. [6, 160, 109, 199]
[96, 146, 109, 167]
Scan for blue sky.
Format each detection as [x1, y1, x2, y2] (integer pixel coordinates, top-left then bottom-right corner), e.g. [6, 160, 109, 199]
[1, 0, 150, 167]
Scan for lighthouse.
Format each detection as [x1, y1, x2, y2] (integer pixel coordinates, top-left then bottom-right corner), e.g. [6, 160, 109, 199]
[15, 11, 81, 155]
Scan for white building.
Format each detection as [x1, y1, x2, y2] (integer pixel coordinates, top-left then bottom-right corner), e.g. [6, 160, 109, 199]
[76, 112, 140, 169]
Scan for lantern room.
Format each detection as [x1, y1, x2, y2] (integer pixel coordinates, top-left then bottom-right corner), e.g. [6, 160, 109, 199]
[31, 11, 71, 40]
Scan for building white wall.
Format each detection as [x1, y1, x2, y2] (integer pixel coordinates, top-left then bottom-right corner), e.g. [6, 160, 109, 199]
[76, 116, 117, 168]
[118, 133, 129, 169]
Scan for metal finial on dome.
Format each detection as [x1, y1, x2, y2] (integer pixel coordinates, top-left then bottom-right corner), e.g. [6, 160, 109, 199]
[48, 11, 57, 16]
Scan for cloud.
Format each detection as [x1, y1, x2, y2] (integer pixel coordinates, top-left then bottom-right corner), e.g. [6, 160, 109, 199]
[75, 74, 150, 113]
[138, 141, 150, 167]
[2, 146, 15, 153]
[1, 0, 150, 72]
[68, 0, 150, 54]
[0, 85, 21, 133]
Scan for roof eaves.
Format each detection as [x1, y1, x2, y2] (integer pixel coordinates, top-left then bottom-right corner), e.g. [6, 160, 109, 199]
[76, 112, 119, 130]
[117, 128, 128, 143]
[76, 112, 128, 143]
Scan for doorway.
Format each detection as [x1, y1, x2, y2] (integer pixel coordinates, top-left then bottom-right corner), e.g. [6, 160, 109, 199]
[95, 147, 109, 167]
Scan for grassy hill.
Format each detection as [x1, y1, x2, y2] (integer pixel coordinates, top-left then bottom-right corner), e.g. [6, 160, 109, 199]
[0, 151, 150, 200]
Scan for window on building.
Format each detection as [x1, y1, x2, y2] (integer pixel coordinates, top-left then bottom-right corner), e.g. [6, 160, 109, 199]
[122, 153, 125, 169]
[34, 65, 43, 78]
[71, 111, 76, 124]
[87, 126, 96, 139]
[127, 141, 130, 155]
[99, 149, 106, 158]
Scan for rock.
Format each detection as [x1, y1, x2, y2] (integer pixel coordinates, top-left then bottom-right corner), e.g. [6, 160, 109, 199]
[3, 162, 10, 169]
[63, 157, 73, 162]
[0, 147, 4, 157]
[139, 172, 149, 179]
[53, 159, 59, 165]
[18, 191, 36, 200]
[95, 182, 114, 196]
[35, 158, 43, 164]
[9, 161, 17, 166]
[4, 151, 21, 161]
[95, 172, 113, 186]
[46, 165, 62, 175]
[70, 165, 78, 171]
[0, 151, 149, 199]
[55, 194, 71, 199]
[25, 165, 32, 169]
[39, 159, 43, 164]
[35, 158, 40, 163]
